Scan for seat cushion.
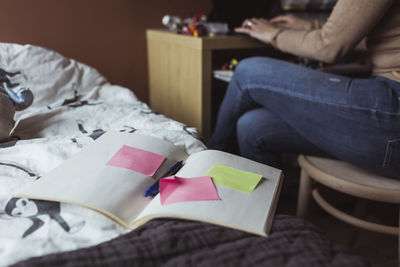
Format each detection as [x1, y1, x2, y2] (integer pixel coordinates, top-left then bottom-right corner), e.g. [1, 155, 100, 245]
[305, 156, 400, 189]
[301, 155, 400, 203]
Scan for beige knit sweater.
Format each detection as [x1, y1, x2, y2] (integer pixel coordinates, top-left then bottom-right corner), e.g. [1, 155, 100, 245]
[271, 0, 400, 82]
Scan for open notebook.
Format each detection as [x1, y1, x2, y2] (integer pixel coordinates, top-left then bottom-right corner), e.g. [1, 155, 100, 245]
[17, 131, 283, 236]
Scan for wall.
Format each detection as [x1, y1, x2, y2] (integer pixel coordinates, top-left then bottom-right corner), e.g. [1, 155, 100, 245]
[0, 0, 212, 103]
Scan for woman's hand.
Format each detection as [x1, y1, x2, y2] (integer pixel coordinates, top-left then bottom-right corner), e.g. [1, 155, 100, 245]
[269, 14, 312, 30]
[235, 18, 279, 44]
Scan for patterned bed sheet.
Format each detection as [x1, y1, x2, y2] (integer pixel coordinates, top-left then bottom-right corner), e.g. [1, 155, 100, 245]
[0, 43, 206, 266]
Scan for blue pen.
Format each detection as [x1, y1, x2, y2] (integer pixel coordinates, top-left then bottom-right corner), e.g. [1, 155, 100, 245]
[144, 160, 183, 197]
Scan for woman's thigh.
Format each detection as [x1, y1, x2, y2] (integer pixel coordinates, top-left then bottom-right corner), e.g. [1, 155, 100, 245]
[232, 57, 400, 176]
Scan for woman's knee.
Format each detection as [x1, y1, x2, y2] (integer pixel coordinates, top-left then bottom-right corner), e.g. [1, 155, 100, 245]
[233, 57, 290, 84]
[235, 57, 271, 75]
[236, 57, 278, 70]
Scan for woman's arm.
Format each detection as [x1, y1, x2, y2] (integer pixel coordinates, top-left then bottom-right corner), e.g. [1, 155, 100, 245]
[271, 0, 394, 63]
[270, 14, 319, 30]
[236, 0, 394, 63]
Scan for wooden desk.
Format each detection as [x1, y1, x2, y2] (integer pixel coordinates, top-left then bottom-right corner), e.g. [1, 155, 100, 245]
[146, 29, 279, 138]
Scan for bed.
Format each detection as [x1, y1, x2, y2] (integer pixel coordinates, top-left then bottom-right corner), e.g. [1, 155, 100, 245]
[0, 43, 368, 267]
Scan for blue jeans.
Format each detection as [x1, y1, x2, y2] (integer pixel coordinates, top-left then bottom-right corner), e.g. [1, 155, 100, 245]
[209, 57, 400, 178]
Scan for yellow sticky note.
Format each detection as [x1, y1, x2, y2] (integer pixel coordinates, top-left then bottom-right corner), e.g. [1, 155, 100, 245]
[205, 163, 263, 193]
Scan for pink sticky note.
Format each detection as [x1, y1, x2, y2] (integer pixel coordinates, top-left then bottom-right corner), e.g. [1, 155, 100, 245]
[159, 176, 221, 206]
[107, 145, 165, 177]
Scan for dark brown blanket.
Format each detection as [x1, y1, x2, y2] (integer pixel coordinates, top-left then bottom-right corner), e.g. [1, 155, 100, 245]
[12, 215, 369, 267]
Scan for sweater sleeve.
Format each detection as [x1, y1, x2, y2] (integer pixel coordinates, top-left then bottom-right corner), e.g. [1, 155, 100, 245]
[271, 0, 394, 63]
[309, 19, 324, 30]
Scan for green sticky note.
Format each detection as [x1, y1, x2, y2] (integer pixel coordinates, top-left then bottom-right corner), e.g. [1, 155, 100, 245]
[205, 162, 263, 193]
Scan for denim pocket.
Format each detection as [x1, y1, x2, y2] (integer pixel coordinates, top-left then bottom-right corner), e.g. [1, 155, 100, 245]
[382, 138, 400, 167]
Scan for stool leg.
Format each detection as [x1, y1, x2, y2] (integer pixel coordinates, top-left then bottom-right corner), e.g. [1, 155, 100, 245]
[347, 198, 368, 248]
[297, 170, 313, 218]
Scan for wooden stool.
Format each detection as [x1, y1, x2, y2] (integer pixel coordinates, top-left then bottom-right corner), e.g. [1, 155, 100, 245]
[296, 155, 400, 261]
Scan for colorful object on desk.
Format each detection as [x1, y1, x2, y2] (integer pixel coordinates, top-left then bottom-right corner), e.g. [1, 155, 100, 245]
[159, 176, 220, 206]
[162, 12, 209, 37]
[206, 162, 263, 193]
[106, 145, 165, 177]
[222, 58, 239, 71]
[162, 15, 183, 32]
[144, 160, 183, 197]
[194, 24, 208, 37]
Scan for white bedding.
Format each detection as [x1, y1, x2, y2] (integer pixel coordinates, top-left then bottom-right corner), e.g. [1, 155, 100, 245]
[0, 43, 206, 266]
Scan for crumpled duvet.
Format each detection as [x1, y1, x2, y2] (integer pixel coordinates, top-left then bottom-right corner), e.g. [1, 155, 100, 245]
[0, 43, 206, 266]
